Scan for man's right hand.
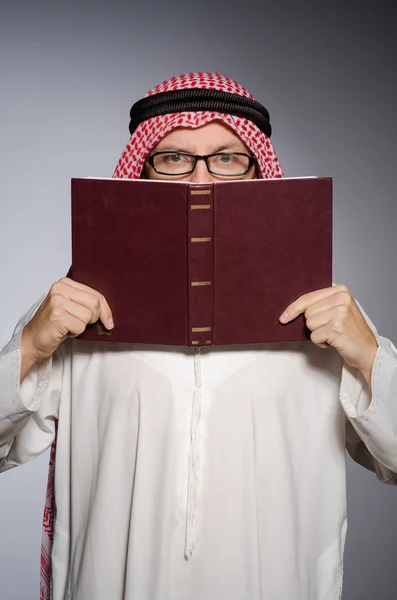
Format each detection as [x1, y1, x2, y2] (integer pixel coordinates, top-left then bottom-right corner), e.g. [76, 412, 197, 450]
[20, 277, 113, 382]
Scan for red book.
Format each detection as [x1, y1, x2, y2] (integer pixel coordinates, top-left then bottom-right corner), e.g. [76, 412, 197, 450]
[71, 177, 332, 346]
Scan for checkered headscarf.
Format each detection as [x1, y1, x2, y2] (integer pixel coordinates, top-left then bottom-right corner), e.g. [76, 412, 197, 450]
[113, 71, 283, 179]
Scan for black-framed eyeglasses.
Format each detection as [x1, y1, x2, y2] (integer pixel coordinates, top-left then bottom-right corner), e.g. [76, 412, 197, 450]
[146, 151, 257, 177]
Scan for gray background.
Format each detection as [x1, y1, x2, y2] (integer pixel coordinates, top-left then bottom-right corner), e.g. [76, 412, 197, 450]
[0, 0, 396, 598]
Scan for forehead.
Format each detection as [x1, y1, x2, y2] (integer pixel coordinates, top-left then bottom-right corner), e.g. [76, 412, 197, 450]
[153, 120, 248, 153]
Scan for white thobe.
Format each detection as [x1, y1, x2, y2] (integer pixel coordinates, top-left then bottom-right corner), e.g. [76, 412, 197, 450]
[1, 296, 397, 600]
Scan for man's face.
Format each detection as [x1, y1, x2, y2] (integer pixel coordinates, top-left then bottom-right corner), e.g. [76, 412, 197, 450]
[143, 121, 257, 183]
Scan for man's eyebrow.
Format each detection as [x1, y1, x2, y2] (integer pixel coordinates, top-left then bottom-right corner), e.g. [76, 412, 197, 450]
[210, 142, 243, 153]
[153, 146, 188, 153]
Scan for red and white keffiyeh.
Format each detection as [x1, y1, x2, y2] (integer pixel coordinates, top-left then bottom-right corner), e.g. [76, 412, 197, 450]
[113, 72, 283, 180]
[40, 71, 283, 599]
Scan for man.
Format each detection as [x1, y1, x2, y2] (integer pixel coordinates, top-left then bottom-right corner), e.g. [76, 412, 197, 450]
[1, 72, 396, 600]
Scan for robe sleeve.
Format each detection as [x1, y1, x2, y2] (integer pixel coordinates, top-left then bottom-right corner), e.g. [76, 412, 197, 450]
[339, 303, 397, 484]
[0, 294, 63, 473]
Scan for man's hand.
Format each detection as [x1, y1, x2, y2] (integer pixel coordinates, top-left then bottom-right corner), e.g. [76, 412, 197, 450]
[279, 285, 378, 389]
[20, 277, 113, 382]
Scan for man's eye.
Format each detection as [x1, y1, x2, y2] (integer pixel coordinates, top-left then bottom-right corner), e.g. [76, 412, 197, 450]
[163, 153, 192, 164]
[217, 154, 235, 163]
[164, 153, 182, 163]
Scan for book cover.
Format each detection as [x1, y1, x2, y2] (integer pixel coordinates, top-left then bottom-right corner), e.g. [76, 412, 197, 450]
[71, 177, 332, 346]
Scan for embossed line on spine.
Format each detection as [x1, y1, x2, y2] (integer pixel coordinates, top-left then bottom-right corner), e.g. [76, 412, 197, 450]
[191, 189, 211, 195]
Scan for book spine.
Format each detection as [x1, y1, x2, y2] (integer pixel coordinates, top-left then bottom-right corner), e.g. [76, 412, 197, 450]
[187, 185, 214, 347]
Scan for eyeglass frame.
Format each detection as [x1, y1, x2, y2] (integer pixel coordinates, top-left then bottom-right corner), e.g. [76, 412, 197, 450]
[145, 151, 257, 177]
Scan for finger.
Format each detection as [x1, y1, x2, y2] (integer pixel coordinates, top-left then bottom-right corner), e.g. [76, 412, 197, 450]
[279, 285, 349, 323]
[53, 279, 113, 328]
[51, 285, 101, 322]
[44, 308, 86, 345]
[59, 314, 90, 339]
[305, 304, 350, 332]
[59, 277, 104, 295]
[305, 308, 335, 332]
[304, 291, 352, 319]
[62, 300, 96, 326]
[309, 324, 333, 349]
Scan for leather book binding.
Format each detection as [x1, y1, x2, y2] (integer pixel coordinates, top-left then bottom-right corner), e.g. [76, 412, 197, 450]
[71, 177, 332, 346]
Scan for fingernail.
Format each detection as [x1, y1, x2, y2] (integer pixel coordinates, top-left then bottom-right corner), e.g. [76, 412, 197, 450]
[107, 318, 114, 329]
[279, 312, 288, 323]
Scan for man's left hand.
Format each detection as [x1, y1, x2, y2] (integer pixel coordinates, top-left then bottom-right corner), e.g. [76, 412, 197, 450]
[279, 285, 378, 389]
